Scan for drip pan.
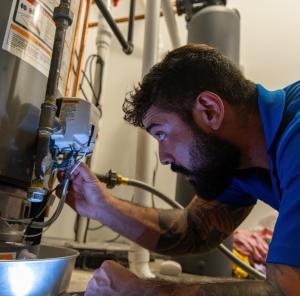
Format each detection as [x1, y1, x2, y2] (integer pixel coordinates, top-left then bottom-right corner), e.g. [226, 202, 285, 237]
[0, 244, 79, 296]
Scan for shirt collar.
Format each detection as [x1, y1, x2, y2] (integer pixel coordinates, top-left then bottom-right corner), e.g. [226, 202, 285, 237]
[257, 84, 286, 150]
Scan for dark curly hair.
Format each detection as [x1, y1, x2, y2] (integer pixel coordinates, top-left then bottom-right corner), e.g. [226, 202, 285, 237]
[123, 44, 257, 128]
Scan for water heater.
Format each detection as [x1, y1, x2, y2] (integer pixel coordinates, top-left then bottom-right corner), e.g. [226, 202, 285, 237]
[0, 0, 80, 242]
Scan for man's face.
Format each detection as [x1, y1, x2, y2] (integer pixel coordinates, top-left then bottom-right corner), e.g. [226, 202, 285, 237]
[143, 106, 241, 200]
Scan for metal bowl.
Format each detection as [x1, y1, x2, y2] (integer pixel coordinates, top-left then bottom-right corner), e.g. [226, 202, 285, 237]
[0, 244, 79, 296]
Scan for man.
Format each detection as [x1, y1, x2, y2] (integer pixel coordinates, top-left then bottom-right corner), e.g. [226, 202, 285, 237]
[67, 44, 300, 295]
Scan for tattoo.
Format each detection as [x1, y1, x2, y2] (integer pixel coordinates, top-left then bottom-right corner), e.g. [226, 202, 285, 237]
[156, 197, 252, 255]
[266, 264, 300, 295]
[143, 266, 300, 295]
[143, 278, 267, 296]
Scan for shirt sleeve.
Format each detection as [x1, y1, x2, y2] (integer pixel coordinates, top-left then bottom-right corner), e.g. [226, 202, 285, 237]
[267, 118, 300, 266]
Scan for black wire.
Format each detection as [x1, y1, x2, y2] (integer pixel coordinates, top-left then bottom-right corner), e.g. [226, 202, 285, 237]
[95, 56, 104, 107]
[88, 224, 106, 231]
[105, 233, 121, 243]
[89, 55, 97, 88]
[79, 58, 99, 101]
[78, 53, 104, 118]
[151, 152, 159, 208]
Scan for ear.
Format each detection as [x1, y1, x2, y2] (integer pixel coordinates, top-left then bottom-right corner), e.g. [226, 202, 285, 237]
[192, 91, 224, 131]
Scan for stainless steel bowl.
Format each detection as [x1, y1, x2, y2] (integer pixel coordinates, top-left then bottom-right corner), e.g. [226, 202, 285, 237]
[0, 244, 79, 296]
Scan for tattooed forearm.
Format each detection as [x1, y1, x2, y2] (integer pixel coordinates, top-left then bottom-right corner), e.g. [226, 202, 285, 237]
[143, 279, 268, 296]
[155, 197, 253, 255]
[266, 264, 300, 295]
[142, 265, 300, 295]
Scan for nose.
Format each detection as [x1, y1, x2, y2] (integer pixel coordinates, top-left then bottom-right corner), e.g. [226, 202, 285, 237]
[158, 145, 174, 165]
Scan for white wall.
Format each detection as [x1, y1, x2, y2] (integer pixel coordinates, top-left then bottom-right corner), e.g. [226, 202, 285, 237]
[45, 0, 300, 240]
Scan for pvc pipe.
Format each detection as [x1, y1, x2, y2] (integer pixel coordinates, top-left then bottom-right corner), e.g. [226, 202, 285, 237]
[94, 0, 113, 104]
[129, 0, 162, 279]
[161, 0, 181, 48]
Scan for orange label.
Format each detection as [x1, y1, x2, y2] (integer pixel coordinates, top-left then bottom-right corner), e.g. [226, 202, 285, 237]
[0, 253, 16, 260]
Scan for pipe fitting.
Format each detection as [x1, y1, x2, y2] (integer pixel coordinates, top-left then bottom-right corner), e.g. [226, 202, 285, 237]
[53, 1, 74, 26]
[123, 42, 134, 55]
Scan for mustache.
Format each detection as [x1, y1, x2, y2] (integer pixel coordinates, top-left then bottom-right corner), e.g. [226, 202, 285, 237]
[171, 163, 192, 176]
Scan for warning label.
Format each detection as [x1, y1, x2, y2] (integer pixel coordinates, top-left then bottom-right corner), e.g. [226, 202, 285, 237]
[2, 0, 55, 77]
[2, 0, 79, 94]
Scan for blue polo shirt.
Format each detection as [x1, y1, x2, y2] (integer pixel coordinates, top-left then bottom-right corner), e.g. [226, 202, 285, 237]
[217, 81, 300, 267]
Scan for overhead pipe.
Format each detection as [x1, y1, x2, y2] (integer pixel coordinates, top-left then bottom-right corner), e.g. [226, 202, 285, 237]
[94, 0, 135, 54]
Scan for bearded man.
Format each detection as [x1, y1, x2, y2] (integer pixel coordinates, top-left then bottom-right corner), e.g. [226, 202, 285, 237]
[66, 44, 300, 295]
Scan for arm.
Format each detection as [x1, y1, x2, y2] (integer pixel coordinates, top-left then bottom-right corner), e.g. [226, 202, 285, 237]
[85, 260, 300, 295]
[70, 165, 300, 295]
[68, 164, 258, 262]
[66, 163, 160, 249]
[67, 163, 252, 253]
[155, 196, 253, 255]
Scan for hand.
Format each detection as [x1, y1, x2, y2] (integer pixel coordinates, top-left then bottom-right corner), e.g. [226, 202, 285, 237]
[63, 162, 109, 220]
[84, 260, 145, 296]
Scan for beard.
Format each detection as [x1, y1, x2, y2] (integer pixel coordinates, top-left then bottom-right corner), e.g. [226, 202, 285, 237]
[171, 126, 240, 200]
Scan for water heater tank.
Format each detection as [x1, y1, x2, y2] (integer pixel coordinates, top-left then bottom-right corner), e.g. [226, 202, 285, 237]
[0, 0, 78, 241]
[187, 5, 240, 65]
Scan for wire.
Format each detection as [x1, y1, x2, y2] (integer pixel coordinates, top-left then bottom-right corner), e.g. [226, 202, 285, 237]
[78, 53, 104, 116]
[0, 216, 49, 239]
[2, 152, 85, 229]
[105, 233, 121, 243]
[151, 152, 159, 208]
[88, 224, 106, 231]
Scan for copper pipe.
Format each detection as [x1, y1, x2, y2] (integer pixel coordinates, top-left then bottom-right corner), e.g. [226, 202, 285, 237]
[88, 12, 164, 28]
[65, 0, 83, 96]
[73, 0, 93, 97]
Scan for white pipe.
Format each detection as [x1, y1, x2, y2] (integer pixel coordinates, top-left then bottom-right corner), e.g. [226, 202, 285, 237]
[161, 0, 181, 48]
[96, 0, 112, 61]
[76, 216, 88, 243]
[129, 0, 161, 279]
[94, 0, 113, 103]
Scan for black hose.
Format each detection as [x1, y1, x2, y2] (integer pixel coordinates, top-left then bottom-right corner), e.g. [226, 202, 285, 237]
[127, 179, 183, 209]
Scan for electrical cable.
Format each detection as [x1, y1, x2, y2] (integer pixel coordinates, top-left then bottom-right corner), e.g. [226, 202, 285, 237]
[2, 152, 87, 229]
[88, 224, 106, 231]
[77, 52, 104, 116]
[0, 216, 50, 239]
[151, 152, 159, 208]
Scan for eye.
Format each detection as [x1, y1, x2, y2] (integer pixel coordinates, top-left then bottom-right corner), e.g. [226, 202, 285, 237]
[155, 131, 167, 142]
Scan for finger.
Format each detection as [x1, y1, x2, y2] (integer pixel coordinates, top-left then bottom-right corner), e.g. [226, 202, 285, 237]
[57, 170, 65, 182]
[74, 162, 98, 183]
